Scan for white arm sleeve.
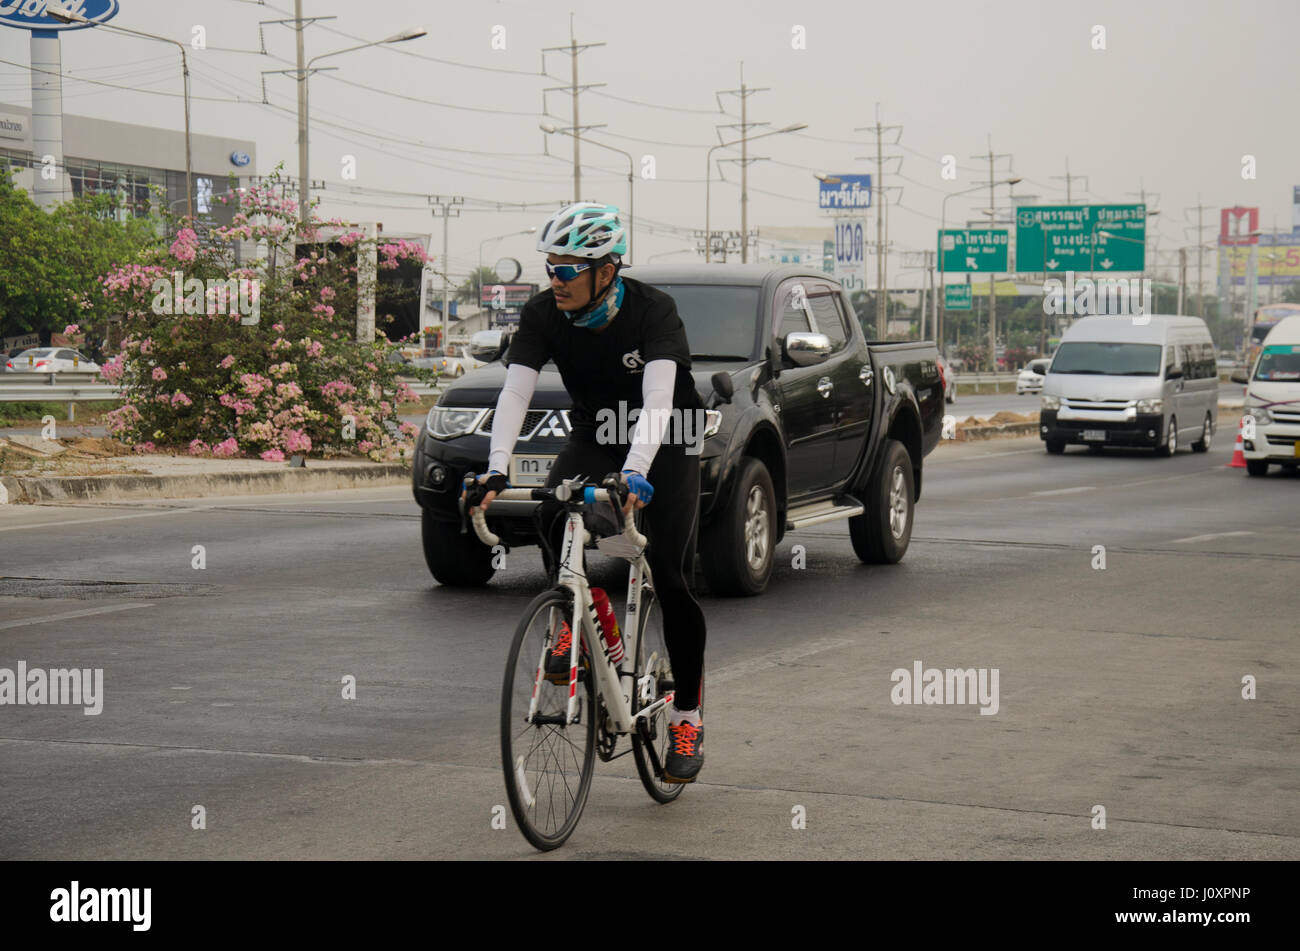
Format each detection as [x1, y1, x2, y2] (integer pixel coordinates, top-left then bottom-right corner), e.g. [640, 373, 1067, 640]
[622, 359, 678, 475]
[487, 363, 539, 475]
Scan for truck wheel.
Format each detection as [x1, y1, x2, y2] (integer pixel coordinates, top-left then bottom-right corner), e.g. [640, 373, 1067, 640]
[849, 438, 914, 565]
[1191, 414, 1212, 452]
[422, 507, 497, 586]
[700, 457, 776, 596]
[1045, 439, 1066, 454]
[1246, 458, 1270, 477]
[1158, 417, 1178, 457]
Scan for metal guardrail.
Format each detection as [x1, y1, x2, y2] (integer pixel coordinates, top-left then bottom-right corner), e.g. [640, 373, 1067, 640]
[951, 372, 1020, 392]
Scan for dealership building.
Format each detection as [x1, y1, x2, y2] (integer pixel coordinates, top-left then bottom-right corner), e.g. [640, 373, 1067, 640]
[0, 102, 256, 231]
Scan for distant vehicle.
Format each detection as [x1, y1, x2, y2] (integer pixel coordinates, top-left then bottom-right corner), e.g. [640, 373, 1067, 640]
[1247, 303, 1300, 368]
[1016, 358, 1052, 395]
[1039, 315, 1218, 457]
[936, 354, 955, 403]
[1232, 314, 1300, 477]
[6, 348, 99, 374]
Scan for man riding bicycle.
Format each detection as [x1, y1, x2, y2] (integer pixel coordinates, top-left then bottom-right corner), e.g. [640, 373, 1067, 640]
[463, 201, 707, 783]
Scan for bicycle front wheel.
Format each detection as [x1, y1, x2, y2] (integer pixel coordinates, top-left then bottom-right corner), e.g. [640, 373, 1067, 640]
[631, 587, 686, 804]
[500, 589, 597, 851]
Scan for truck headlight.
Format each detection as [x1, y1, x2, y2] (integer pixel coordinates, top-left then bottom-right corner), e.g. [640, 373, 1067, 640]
[1247, 406, 1274, 425]
[426, 406, 487, 439]
[1040, 394, 1060, 411]
[702, 410, 723, 439]
[1136, 399, 1164, 414]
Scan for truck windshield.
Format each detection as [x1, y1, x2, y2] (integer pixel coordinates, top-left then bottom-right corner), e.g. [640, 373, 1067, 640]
[1253, 344, 1300, 382]
[1050, 342, 1162, 376]
[647, 284, 760, 360]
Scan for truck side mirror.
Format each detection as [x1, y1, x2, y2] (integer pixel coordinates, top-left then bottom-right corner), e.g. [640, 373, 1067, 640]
[784, 332, 832, 368]
[708, 371, 734, 409]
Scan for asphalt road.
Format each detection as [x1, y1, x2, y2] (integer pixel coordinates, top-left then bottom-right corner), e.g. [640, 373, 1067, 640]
[1, 431, 1297, 859]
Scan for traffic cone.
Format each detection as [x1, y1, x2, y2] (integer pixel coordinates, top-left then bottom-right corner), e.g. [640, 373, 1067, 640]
[1227, 417, 1247, 468]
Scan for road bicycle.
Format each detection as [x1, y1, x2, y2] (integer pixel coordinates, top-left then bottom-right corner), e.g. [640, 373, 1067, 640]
[464, 474, 684, 851]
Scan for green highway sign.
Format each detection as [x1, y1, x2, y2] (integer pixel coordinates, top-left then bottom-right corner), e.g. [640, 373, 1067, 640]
[1016, 204, 1146, 272]
[944, 284, 972, 310]
[938, 229, 1008, 272]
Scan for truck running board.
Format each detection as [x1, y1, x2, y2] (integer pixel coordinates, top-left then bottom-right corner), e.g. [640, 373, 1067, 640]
[785, 496, 865, 531]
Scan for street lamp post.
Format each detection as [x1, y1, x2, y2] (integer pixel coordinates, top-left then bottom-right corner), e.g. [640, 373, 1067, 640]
[277, 28, 426, 223]
[48, 9, 194, 220]
[705, 123, 807, 263]
[938, 178, 1019, 361]
[540, 124, 634, 262]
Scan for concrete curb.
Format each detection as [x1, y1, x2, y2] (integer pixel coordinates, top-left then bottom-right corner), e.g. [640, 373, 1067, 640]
[0, 464, 409, 504]
[956, 422, 1039, 441]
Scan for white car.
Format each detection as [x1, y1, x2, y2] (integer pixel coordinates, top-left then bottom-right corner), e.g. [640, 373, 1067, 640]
[6, 347, 100, 374]
[1235, 315, 1300, 477]
[1016, 357, 1052, 395]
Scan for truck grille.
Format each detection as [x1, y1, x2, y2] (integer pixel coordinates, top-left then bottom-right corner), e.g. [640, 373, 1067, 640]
[476, 409, 571, 439]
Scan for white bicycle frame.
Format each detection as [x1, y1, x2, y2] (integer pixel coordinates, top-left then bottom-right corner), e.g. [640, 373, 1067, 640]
[472, 485, 676, 736]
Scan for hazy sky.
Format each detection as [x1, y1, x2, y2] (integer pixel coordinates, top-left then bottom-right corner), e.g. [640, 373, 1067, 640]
[2, 0, 1296, 287]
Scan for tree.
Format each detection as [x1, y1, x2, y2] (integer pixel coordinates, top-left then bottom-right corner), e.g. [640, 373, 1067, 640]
[1283, 281, 1300, 305]
[457, 267, 501, 305]
[0, 170, 155, 344]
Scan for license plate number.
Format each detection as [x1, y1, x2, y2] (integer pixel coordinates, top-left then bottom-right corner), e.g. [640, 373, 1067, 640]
[510, 455, 555, 486]
[1082, 429, 1106, 442]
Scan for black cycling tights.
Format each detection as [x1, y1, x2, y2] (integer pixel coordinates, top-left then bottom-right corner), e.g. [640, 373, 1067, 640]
[542, 438, 706, 711]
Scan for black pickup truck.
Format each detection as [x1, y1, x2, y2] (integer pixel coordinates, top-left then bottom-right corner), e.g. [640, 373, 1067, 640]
[412, 264, 944, 595]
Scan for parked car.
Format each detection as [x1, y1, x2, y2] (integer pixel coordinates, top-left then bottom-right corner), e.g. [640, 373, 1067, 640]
[6, 348, 100, 374]
[937, 354, 956, 403]
[1232, 314, 1300, 477]
[1039, 315, 1218, 456]
[413, 264, 944, 595]
[1016, 358, 1052, 395]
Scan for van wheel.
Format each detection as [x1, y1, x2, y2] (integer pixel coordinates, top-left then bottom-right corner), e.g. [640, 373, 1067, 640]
[1045, 440, 1066, 454]
[1246, 459, 1270, 477]
[700, 457, 775, 596]
[1159, 417, 1178, 457]
[422, 508, 497, 586]
[849, 439, 914, 564]
[1191, 414, 1212, 453]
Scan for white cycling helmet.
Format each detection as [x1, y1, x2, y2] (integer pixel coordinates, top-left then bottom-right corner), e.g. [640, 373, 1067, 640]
[536, 201, 627, 260]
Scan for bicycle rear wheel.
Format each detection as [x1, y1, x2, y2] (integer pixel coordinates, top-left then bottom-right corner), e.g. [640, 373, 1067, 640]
[631, 587, 685, 803]
[500, 589, 597, 851]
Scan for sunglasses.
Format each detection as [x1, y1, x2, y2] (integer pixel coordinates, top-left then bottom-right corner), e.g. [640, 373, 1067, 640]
[545, 262, 594, 282]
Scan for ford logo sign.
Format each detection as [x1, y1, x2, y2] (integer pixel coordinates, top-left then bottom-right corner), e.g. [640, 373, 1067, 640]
[230, 151, 251, 167]
[0, 0, 120, 31]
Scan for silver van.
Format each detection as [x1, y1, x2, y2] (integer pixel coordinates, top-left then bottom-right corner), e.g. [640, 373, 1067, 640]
[1039, 315, 1218, 456]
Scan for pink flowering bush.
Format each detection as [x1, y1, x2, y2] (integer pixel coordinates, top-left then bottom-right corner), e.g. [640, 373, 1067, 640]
[97, 169, 432, 459]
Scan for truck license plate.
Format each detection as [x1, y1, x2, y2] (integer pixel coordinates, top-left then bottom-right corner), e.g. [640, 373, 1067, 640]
[511, 455, 555, 487]
[1082, 430, 1106, 442]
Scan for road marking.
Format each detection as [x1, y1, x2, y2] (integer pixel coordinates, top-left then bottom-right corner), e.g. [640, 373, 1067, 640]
[710, 637, 852, 686]
[1032, 486, 1096, 496]
[1170, 530, 1256, 544]
[0, 602, 153, 630]
[0, 505, 211, 533]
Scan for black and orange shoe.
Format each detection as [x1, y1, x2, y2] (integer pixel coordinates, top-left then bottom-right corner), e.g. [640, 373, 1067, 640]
[543, 620, 580, 684]
[662, 720, 704, 783]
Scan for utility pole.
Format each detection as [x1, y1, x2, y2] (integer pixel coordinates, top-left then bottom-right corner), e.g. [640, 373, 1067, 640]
[857, 107, 903, 339]
[971, 136, 1013, 370]
[542, 17, 606, 203]
[429, 196, 464, 351]
[1127, 180, 1159, 288]
[1183, 197, 1215, 321]
[1050, 158, 1088, 204]
[715, 63, 770, 264]
[295, 0, 307, 222]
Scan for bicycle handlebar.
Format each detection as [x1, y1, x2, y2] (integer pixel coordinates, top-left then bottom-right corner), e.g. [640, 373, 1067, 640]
[466, 483, 648, 550]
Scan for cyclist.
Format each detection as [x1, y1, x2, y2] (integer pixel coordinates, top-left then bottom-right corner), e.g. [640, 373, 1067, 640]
[463, 201, 707, 784]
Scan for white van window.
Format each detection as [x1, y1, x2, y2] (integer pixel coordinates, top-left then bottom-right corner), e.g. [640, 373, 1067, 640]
[1053, 342, 1162, 376]
[1254, 344, 1300, 382]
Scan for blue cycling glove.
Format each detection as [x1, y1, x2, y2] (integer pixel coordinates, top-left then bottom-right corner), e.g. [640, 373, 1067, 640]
[622, 469, 653, 505]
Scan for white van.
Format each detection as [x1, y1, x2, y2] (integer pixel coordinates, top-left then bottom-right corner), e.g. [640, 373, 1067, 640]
[1233, 314, 1300, 476]
[1039, 315, 1219, 456]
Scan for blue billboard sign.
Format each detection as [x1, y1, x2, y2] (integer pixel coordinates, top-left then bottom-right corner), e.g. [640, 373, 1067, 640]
[0, 0, 120, 31]
[818, 173, 871, 210]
